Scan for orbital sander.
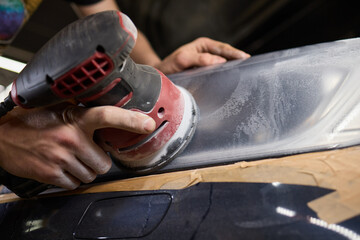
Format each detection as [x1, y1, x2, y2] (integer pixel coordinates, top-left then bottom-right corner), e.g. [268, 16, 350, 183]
[0, 11, 198, 197]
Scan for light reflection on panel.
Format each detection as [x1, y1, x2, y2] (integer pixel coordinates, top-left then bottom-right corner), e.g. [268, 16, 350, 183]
[308, 217, 360, 240]
[276, 206, 296, 218]
[276, 206, 360, 240]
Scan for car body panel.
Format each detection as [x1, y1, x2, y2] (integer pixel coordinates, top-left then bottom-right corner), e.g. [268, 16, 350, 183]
[1, 38, 360, 239]
[104, 38, 360, 180]
[0, 182, 359, 239]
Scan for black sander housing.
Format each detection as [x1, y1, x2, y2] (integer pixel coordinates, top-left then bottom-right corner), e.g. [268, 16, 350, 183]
[0, 11, 198, 197]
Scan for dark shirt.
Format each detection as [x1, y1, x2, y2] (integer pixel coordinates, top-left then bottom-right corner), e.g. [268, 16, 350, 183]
[65, 0, 102, 5]
[116, 0, 251, 58]
[0, 0, 102, 49]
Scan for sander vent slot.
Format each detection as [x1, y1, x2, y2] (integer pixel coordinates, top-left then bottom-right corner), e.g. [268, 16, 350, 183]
[118, 121, 169, 152]
[51, 51, 114, 98]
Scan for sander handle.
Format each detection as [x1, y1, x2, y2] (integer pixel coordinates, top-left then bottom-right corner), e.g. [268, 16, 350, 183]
[0, 11, 138, 198]
[0, 168, 51, 198]
[0, 10, 186, 198]
[0, 11, 163, 198]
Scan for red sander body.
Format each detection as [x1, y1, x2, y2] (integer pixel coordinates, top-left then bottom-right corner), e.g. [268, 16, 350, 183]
[0, 11, 198, 196]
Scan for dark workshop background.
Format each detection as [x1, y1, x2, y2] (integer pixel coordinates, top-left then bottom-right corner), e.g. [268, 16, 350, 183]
[2, 0, 360, 72]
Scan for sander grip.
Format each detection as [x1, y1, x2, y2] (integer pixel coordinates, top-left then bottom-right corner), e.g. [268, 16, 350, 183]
[0, 168, 51, 198]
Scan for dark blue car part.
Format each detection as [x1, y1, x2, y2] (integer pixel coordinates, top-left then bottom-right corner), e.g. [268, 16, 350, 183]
[75, 194, 171, 239]
[0, 183, 359, 239]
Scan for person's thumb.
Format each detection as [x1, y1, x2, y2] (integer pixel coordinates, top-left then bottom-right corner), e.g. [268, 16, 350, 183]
[63, 105, 156, 134]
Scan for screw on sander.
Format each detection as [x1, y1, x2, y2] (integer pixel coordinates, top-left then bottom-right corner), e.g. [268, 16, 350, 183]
[0, 11, 198, 198]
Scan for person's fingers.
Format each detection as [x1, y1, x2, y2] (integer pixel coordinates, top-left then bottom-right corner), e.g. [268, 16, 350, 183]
[73, 132, 113, 175]
[156, 37, 250, 74]
[32, 148, 96, 188]
[32, 162, 82, 190]
[63, 105, 156, 134]
[194, 37, 250, 60]
[47, 124, 113, 175]
[35, 120, 113, 178]
[209, 43, 250, 60]
[62, 154, 98, 183]
[193, 53, 226, 67]
[60, 105, 156, 176]
[59, 171, 82, 190]
[166, 52, 225, 73]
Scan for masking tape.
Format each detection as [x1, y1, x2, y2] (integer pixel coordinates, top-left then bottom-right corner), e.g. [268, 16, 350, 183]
[1, 146, 360, 224]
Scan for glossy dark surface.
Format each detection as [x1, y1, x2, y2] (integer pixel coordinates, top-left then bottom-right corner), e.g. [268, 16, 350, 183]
[75, 194, 171, 239]
[0, 182, 359, 239]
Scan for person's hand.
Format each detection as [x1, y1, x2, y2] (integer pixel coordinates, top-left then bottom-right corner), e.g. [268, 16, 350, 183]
[0, 103, 155, 190]
[154, 37, 250, 74]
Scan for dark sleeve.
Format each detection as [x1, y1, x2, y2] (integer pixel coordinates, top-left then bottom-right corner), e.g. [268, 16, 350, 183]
[65, 0, 103, 5]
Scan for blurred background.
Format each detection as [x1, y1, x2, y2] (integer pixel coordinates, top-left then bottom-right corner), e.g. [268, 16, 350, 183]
[1, 0, 360, 85]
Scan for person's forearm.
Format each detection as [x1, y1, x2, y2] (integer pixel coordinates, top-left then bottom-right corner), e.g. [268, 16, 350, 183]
[72, 0, 250, 74]
[130, 31, 161, 66]
[71, 0, 119, 17]
[72, 0, 161, 67]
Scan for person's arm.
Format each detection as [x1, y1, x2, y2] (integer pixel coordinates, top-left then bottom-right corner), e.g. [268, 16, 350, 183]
[72, 0, 162, 67]
[153, 37, 250, 75]
[0, 103, 155, 190]
[73, 0, 250, 75]
[0, 0, 155, 190]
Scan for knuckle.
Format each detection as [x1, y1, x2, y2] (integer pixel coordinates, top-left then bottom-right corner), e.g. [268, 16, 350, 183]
[96, 107, 113, 125]
[85, 176, 96, 184]
[44, 149, 72, 169]
[52, 129, 79, 147]
[34, 166, 81, 190]
[195, 37, 209, 43]
[96, 159, 112, 174]
[173, 52, 189, 68]
[62, 105, 80, 124]
[113, 110, 137, 131]
[55, 156, 71, 168]
[62, 179, 81, 190]
[198, 54, 209, 65]
[67, 183, 80, 190]
[82, 172, 97, 183]
[36, 169, 62, 185]
[129, 112, 145, 127]
[220, 42, 231, 49]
